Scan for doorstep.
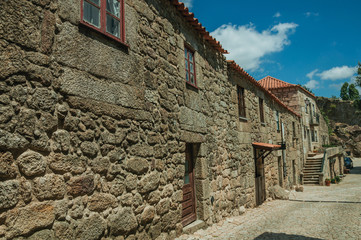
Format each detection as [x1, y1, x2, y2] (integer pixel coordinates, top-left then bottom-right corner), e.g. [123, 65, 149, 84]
[182, 220, 206, 235]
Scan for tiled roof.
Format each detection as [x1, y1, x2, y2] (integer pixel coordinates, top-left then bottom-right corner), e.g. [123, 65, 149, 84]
[259, 76, 316, 99]
[171, 1, 228, 54]
[227, 61, 301, 118]
[258, 76, 294, 89]
[252, 142, 281, 150]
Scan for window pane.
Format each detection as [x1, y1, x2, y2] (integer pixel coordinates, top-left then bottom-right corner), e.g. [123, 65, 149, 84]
[88, 0, 100, 5]
[190, 74, 194, 84]
[106, 0, 120, 17]
[190, 63, 193, 74]
[189, 52, 193, 62]
[185, 60, 189, 70]
[186, 73, 189, 82]
[185, 48, 188, 58]
[83, 1, 100, 27]
[106, 14, 120, 37]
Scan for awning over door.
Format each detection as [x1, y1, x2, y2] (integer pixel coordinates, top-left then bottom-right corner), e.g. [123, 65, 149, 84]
[252, 142, 284, 161]
[252, 142, 282, 151]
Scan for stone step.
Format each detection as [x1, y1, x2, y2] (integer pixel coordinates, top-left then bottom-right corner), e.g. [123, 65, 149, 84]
[304, 168, 321, 172]
[303, 172, 320, 176]
[304, 167, 321, 170]
[303, 174, 319, 177]
[304, 168, 320, 171]
[304, 172, 321, 175]
[305, 161, 322, 164]
[304, 177, 319, 180]
[304, 166, 322, 169]
[304, 179, 319, 182]
[304, 166, 322, 170]
[304, 174, 319, 177]
[306, 158, 323, 161]
[306, 156, 324, 160]
[305, 162, 322, 165]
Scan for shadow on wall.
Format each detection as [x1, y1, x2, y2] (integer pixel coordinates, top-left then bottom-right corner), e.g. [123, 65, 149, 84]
[350, 166, 361, 175]
[254, 232, 323, 240]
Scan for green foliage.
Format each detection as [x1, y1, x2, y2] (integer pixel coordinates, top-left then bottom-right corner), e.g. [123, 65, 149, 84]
[353, 99, 361, 110]
[330, 103, 336, 109]
[320, 110, 333, 136]
[322, 144, 337, 148]
[348, 83, 360, 100]
[335, 175, 341, 183]
[331, 178, 336, 184]
[331, 95, 338, 99]
[340, 82, 349, 100]
[356, 62, 361, 88]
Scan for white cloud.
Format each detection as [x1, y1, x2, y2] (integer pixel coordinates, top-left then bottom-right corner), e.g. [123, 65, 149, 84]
[329, 83, 344, 89]
[211, 22, 298, 71]
[317, 66, 357, 81]
[273, 12, 281, 18]
[306, 69, 318, 79]
[304, 80, 319, 89]
[182, 0, 193, 9]
[305, 12, 319, 17]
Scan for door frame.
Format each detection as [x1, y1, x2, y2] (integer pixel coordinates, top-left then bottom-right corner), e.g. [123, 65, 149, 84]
[181, 144, 197, 226]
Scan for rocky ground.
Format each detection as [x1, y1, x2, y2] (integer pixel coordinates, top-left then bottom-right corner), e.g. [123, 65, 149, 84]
[177, 158, 361, 240]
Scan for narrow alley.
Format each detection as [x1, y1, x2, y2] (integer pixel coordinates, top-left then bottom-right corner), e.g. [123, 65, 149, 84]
[177, 158, 361, 240]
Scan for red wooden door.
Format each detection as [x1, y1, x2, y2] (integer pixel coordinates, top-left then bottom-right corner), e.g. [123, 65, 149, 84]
[182, 145, 196, 226]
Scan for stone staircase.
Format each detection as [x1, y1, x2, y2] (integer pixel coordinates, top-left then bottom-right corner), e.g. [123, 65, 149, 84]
[303, 153, 324, 185]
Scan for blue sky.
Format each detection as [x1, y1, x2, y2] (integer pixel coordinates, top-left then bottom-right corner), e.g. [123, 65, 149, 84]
[182, 0, 361, 97]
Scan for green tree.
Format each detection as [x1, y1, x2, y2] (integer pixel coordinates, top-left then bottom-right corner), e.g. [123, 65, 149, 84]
[340, 82, 350, 100]
[356, 62, 361, 87]
[348, 83, 360, 100]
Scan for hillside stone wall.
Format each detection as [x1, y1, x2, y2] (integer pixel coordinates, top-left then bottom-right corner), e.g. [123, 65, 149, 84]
[1, 0, 304, 239]
[317, 97, 361, 156]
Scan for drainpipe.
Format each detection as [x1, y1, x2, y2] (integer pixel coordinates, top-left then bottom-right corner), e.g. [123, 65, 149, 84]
[281, 122, 287, 178]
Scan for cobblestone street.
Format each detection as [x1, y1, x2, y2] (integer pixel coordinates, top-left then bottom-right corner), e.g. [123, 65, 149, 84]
[177, 158, 361, 240]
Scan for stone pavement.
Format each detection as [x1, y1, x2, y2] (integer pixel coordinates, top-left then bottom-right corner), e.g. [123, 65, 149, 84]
[176, 158, 361, 240]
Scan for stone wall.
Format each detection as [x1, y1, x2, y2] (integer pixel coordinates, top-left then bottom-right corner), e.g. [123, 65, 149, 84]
[317, 97, 361, 127]
[317, 97, 361, 156]
[0, 0, 304, 239]
[319, 146, 344, 185]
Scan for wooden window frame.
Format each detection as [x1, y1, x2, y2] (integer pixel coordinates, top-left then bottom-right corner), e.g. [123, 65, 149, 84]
[184, 45, 197, 88]
[259, 98, 265, 123]
[80, 0, 126, 44]
[237, 86, 246, 119]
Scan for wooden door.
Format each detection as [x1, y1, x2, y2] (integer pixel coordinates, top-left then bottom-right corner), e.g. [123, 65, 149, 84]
[255, 150, 265, 206]
[182, 144, 196, 226]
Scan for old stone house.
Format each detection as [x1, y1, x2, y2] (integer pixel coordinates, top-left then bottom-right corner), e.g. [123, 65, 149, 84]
[259, 77, 330, 156]
[1, 0, 305, 239]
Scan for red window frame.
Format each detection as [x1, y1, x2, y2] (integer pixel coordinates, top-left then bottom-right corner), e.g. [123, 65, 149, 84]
[184, 46, 197, 87]
[237, 86, 246, 118]
[80, 0, 126, 44]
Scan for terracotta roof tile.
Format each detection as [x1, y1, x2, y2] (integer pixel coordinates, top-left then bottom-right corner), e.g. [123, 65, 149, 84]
[258, 76, 316, 99]
[227, 61, 301, 118]
[258, 76, 294, 89]
[171, 1, 228, 54]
